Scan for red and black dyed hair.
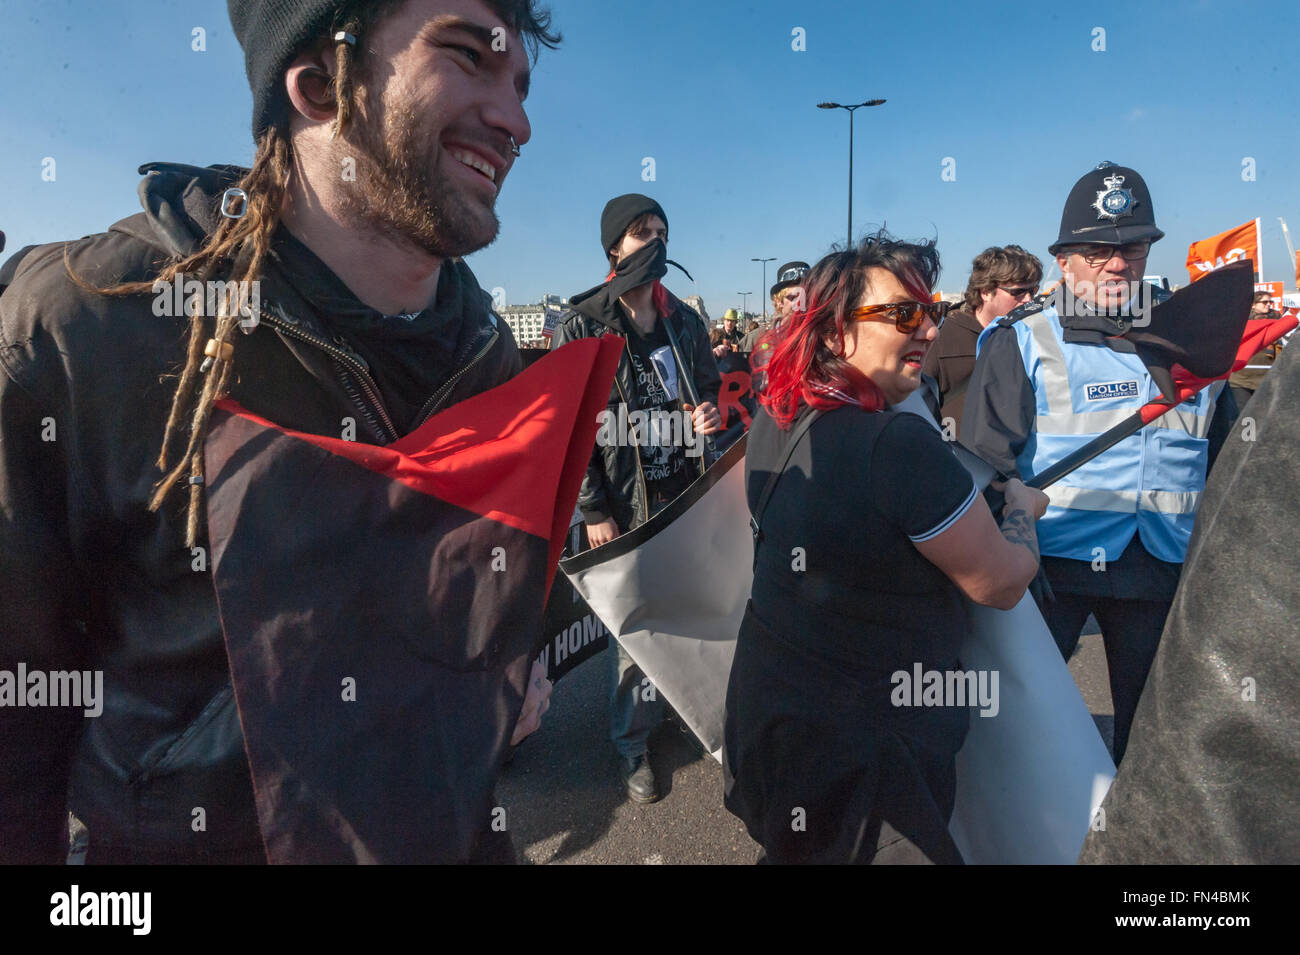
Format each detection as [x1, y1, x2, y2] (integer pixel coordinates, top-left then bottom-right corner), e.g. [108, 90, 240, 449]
[753, 229, 941, 429]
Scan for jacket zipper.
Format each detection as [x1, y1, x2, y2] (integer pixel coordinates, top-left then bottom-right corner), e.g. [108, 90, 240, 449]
[262, 304, 399, 443]
[414, 328, 499, 426]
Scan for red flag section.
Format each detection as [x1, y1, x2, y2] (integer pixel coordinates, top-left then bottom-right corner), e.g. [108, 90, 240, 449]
[203, 336, 620, 863]
[1139, 311, 1298, 424]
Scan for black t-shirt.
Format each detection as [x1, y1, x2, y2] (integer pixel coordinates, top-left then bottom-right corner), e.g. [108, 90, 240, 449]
[622, 315, 693, 504]
[746, 403, 979, 674]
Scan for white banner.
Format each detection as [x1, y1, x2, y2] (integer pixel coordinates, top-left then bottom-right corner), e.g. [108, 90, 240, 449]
[563, 394, 1115, 863]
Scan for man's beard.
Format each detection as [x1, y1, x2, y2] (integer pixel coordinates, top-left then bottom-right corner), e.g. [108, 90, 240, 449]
[340, 86, 500, 259]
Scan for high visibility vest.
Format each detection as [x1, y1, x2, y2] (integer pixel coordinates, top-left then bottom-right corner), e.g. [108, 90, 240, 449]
[994, 304, 1221, 564]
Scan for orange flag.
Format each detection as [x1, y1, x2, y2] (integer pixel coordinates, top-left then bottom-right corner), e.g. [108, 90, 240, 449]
[1186, 219, 1259, 283]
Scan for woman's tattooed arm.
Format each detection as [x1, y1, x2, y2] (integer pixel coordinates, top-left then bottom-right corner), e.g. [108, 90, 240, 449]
[1000, 506, 1040, 563]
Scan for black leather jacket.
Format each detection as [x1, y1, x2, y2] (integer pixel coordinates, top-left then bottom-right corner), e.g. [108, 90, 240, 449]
[0, 162, 520, 862]
[549, 288, 720, 533]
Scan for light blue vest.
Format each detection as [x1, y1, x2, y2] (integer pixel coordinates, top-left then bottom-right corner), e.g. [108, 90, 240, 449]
[978, 304, 1221, 564]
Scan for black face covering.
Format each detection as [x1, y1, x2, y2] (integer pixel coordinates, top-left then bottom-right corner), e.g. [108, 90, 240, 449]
[607, 238, 669, 301]
[568, 238, 695, 328]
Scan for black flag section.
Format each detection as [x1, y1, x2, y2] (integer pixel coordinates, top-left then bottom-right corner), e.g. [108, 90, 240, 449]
[1126, 259, 1254, 403]
[203, 337, 621, 863]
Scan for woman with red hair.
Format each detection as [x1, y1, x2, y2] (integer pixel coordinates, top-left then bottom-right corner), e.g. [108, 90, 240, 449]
[724, 231, 1049, 864]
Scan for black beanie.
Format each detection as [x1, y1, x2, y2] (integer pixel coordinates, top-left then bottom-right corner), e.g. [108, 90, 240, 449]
[228, 0, 354, 140]
[601, 194, 668, 258]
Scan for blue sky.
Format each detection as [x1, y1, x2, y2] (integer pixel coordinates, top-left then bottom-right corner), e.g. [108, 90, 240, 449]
[2, 0, 1297, 318]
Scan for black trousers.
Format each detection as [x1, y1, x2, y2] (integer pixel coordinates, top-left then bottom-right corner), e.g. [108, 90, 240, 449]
[1039, 593, 1171, 765]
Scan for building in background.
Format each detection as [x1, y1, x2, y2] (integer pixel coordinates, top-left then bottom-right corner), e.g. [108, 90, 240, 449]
[500, 296, 569, 347]
[682, 295, 711, 328]
[500, 304, 546, 345]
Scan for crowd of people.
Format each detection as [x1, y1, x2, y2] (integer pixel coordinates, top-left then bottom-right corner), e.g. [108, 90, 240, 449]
[0, 0, 1290, 866]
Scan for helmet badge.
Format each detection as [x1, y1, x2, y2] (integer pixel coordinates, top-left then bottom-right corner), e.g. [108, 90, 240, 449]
[1092, 170, 1137, 222]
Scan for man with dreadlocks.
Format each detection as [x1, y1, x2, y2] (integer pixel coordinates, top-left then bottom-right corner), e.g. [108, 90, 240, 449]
[0, 0, 561, 863]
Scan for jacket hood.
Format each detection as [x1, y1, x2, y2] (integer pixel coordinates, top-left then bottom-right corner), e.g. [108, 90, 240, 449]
[103, 162, 501, 359]
[568, 279, 621, 328]
[110, 162, 247, 260]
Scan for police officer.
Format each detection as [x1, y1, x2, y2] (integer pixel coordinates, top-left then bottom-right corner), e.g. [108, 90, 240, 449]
[963, 162, 1237, 763]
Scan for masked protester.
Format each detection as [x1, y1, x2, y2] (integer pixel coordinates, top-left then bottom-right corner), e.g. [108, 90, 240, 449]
[963, 162, 1238, 763]
[0, 0, 562, 864]
[549, 194, 722, 803]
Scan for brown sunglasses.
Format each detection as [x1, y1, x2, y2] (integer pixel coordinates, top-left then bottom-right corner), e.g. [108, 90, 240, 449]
[851, 301, 951, 333]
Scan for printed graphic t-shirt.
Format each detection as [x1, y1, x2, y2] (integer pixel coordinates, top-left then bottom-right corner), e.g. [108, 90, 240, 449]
[622, 314, 693, 507]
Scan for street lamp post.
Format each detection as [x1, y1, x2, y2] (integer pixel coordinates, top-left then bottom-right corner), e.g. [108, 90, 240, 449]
[752, 257, 775, 320]
[817, 98, 885, 249]
[737, 291, 752, 321]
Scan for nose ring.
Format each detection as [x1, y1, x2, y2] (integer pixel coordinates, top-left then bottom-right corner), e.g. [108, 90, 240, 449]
[509, 136, 521, 157]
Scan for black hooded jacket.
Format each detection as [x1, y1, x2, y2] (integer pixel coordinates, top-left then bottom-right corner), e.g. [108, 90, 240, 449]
[549, 286, 719, 533]
[0, 162, 520, 863]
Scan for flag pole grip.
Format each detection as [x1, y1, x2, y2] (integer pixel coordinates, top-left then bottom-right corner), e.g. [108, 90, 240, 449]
[660, 314, 701, 408]
[1025, 412, 1147, 491]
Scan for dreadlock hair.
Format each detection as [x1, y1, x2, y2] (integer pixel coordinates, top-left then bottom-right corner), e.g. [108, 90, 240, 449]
[61, 3, 417, 548]
[69, 1, 561, 547]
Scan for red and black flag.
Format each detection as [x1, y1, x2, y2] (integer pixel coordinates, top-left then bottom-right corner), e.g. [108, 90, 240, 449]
[1126, 259, 1256, 403]
[203, 336, 621, 863]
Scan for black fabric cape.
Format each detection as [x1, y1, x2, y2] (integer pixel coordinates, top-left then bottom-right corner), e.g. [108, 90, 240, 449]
[203, 336, 621, 863]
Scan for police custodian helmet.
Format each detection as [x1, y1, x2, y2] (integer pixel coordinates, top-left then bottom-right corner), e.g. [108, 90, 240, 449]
[1048, 161, 1165, 255]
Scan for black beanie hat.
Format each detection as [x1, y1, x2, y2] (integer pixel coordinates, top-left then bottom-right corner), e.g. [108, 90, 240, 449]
[601, 194, 668, 258]
[228, 0, 354, 140]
